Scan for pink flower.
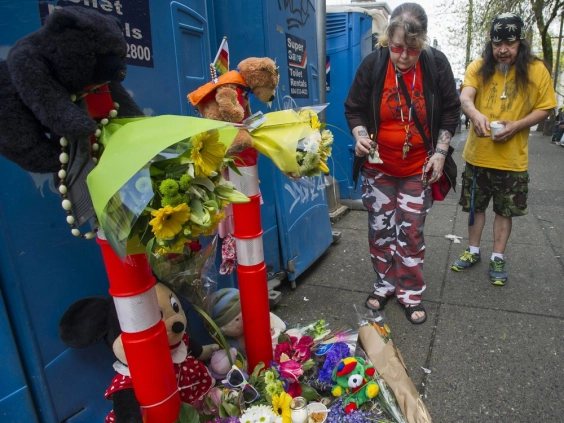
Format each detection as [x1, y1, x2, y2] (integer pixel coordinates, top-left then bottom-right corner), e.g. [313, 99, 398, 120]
[292, 336, 313, 362]
[202, 387, 223, 415]
[278, 359, 304, 382]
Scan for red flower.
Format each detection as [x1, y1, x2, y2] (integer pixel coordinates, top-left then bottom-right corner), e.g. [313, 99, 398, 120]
[286, 381, 302, 398]
[274, 341, 292, 362]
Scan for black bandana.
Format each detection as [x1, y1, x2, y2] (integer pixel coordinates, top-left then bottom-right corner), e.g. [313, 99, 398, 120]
[490, 12, 525, 42]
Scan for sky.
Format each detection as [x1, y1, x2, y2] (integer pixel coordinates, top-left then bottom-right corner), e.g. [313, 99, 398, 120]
[327, 0, 467, 78]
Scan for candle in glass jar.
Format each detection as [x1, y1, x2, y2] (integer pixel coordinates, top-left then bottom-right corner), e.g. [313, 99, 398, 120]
[290, 396, 308, 423]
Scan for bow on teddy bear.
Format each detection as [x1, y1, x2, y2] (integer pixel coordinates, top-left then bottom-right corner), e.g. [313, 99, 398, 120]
[0, 6, 143, 174]
[187, 57, 279, 155]
[331, 356, 380, 414]
[59, 282, 218, 423]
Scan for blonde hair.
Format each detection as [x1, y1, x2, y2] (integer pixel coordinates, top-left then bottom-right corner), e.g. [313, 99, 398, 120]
[378, 2, 428, 50]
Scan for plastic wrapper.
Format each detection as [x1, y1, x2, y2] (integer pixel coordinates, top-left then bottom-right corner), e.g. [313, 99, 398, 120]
[354, 305, 431, 423]
[246, 105, 334, 178]
[86, 115, 247, 258]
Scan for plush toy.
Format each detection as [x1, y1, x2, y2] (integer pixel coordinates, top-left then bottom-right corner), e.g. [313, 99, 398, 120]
[187, 57, 279, 153]
[59, 283, 218, 423]
[331, 357, 379, 414]
[0, 6, 143, 173]
[209, 287, 286, 354]
[209, 347, 239, 380]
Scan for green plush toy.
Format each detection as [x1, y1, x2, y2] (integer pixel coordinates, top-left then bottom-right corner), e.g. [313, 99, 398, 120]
[331, 356, 379, 414]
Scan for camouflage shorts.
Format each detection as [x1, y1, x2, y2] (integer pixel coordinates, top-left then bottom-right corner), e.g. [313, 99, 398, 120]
[458, 163, 529, 217]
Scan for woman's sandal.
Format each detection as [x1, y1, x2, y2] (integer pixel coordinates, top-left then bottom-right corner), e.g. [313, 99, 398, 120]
[404, 303, 427, 325]
[365, 293, 389, 311]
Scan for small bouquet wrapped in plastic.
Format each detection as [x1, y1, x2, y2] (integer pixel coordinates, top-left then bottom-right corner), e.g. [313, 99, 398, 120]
[87, 115, 249, 258]
[149, 236, 219, 311]
[243, 105, 334, 178]
[354, 305, 431, 423]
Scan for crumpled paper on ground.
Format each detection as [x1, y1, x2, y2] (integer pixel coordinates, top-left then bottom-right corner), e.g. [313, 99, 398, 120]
[359, 324, 432, 423]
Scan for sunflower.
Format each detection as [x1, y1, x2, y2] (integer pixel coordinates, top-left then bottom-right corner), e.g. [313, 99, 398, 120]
[271, 392, 292, 423]
[149, 203, 190, 239]
[189, 130, 226, 178]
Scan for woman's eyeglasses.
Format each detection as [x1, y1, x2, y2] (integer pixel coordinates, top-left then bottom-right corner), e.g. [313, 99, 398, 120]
[224, 365, 260, 403]
[389, 45, 420, 56]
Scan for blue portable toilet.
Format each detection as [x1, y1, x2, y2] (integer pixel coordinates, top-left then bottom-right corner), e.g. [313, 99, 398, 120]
[211, 0, 333, 285]
[325, 5, 388, 199]
[0, 1, 219, 422]
[0, 1, 333, 421]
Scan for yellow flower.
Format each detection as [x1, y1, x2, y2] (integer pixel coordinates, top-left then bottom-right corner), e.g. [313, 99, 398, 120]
[190, 130, 226, 177]
[298, 109, 321, 131]
[271, 391, 292, 423]
[149, 204, 190, 239]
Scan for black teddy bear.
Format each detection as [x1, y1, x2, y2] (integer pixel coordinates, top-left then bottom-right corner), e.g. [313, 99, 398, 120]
[0, 6, 143, 173]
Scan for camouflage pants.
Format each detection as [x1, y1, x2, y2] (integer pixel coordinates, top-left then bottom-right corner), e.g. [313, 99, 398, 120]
[459, 163, 529, 217]
[361, 168, 433, 305]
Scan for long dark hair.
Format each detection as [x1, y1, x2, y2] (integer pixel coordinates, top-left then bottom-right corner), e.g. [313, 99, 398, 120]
[478, 39, 535, 94]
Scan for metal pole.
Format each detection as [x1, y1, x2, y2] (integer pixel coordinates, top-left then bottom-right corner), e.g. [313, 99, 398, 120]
[554, 12, 563, 91]
[316, 0, 327, 119]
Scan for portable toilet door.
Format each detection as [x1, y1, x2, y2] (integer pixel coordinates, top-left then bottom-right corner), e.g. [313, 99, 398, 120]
[0, 1, 218, 421]
[211, 0, 334, 285]
[325, 6, 381, 200]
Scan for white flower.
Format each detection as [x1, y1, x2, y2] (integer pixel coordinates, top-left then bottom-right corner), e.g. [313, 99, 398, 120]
[240, 405, 281, 422]
[302, 131, 321, 153]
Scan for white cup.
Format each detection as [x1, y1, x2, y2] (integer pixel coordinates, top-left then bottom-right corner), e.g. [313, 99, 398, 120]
[490, 121, 505, 140]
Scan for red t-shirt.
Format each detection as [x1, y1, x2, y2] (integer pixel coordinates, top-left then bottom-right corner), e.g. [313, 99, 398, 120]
[366, 60, 429, 177]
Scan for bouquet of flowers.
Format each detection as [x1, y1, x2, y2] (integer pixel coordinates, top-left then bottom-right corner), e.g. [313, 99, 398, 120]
[244, 105, 334, 179]
[87, 115, 249, 258]
[355, 306, 430, 423]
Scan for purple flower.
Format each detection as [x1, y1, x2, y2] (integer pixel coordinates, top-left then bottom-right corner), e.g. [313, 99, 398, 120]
[213, 417, 240, 423]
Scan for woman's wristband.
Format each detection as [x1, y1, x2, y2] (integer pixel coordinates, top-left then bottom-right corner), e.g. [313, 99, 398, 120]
[435, 147, 448, 157]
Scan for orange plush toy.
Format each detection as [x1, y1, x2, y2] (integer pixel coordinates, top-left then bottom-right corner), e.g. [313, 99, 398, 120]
[187, 57, 279, 153]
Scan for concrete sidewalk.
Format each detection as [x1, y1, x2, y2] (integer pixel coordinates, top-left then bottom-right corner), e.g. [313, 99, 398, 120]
[274, 128, 564, 423]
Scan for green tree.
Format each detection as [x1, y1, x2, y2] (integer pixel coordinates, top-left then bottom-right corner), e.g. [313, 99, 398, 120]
[441, 0, 564, 74]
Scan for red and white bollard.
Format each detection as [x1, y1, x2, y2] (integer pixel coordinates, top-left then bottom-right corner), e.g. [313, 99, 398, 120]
[229, 148, 273, 371]
[97, 235, 181, 423]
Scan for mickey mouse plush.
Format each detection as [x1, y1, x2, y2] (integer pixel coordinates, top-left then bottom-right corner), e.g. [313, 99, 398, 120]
[59, 283, 218, 423]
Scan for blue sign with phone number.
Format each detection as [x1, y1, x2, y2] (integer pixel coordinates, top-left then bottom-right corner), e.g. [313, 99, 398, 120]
[37, 0, 154, 68]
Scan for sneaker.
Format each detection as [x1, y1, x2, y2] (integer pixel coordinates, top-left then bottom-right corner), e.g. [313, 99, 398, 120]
[489, 257, 508, 286]
[451, 249, 481, 271]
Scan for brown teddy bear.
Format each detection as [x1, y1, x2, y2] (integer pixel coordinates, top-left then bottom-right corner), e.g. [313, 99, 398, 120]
[187, 57, 279, 153]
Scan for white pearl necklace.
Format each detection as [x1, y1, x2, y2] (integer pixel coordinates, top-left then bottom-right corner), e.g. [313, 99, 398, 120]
[58, 98, 119, 239]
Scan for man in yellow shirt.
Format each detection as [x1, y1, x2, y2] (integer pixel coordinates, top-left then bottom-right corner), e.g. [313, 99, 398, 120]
[451, 12, 557, 285]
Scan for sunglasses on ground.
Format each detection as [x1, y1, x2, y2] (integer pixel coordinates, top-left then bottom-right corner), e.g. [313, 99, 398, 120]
[389, 45, 420, 56]
[225, 365, 260, 403]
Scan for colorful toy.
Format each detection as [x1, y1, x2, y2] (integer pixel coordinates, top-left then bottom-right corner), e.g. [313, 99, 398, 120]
[331, 357, 379, 414]
[209, 288, 286, 355]
[187, 57, 279, 153]
[59, 283, 217, 422]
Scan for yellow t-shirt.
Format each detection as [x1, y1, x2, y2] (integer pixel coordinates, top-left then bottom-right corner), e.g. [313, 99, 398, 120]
[462, 58, 557, 171]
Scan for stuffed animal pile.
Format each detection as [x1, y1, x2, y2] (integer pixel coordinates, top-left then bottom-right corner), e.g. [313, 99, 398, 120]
[0, 6, 142, 173]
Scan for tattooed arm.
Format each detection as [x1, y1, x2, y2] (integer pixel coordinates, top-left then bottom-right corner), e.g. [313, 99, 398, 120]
[352, 125, 373, 157]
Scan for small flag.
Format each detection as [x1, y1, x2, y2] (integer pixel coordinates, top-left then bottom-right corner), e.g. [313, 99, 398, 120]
[211, 37, 229, 81]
